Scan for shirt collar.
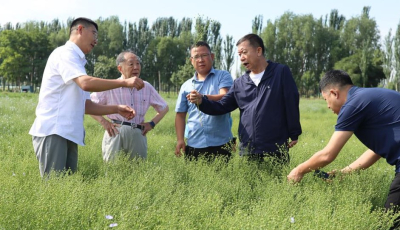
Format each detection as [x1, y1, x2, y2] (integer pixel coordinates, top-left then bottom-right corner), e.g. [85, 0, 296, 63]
[192, 68, 215, 82]
[347, 86, 358, 98]
[66, 41, 86, 60]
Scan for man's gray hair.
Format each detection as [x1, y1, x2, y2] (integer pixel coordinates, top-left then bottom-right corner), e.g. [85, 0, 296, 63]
[116, 50, 139, 66]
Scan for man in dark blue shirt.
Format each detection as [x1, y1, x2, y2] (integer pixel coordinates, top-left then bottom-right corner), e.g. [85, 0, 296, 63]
[288, 70, 400, 228]
[187, 34, 302, 163]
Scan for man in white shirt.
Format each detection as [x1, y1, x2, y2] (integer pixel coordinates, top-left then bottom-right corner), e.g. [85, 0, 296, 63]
[29, 17, 145, 177]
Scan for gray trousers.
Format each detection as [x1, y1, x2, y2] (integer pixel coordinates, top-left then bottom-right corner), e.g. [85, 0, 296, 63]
[32, 135, 78, 177]
[102, 125, 147, 162]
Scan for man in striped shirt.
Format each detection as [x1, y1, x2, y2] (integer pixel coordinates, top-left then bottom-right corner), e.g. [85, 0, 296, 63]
[91, 50, 169, 162]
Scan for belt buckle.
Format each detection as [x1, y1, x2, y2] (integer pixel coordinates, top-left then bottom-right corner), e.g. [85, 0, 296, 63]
[130, 123, 137, 129]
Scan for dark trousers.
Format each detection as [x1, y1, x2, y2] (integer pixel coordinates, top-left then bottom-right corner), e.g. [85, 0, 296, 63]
[185, 141, 233, 162]
[385, 173, 400, 229]
[245, 149, 290, 165]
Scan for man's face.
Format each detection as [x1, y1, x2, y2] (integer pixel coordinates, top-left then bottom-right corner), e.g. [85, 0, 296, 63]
[321, 90, 342, 115]
[79, 24, 98, 54]
[237, 40, 261, 71]
[190, 46, 214, 76]
[118, 53, 141, 79]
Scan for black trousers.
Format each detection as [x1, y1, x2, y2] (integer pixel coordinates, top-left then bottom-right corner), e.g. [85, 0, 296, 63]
[185, 141, 233, 162]
[244, 149, 290, 165]
[385, 172, 400, 229]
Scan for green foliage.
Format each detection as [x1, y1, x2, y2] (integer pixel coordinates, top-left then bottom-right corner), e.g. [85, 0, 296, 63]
[0, 30, 31, 80]
[170, 58, 194, 91]
[209, 21, 223, 69]
[194, 17, 211, 43]
[124, 18, 153, 59]
[334, 54, 362, 84]
[252, 15, 263, 35]
[334, 51, 385, 87]
[152, 17, 179, 38]
[48, 27, 69, 48]
[142, 36, 187, 91]
[0, 29, 51, 89]
[260, 7, 386, 95]
[94, 16, 124, 58]
[93, 55, 120, 79]
[222, 35, 235, 72]
[383, 29, 394, 87]
[392, 23, 400, 91]
[0, 92, 399, 229]
[301, 71, 319, 97]
[1, 8, 400, 97]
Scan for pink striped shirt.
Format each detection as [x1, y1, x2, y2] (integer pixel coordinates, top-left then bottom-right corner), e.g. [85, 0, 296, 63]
[90, 79, 167, 124]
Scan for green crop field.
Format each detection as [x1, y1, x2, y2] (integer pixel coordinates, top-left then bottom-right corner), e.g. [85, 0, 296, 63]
[0, 92, 398, 229]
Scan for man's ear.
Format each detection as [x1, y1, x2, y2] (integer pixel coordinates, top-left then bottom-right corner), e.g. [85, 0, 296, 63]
[330, 89, 339, 98]
[190, 57, 195, 66]
[257, 47, 262, 56]
[117, 65, 123, 73]
[77, 24, 84, 34]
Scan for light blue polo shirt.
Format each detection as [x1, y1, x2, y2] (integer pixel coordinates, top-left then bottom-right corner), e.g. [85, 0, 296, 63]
[175, 68, 233, 148]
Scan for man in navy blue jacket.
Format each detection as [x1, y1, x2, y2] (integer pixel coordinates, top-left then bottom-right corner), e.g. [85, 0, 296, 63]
[187, 34, 302, 163]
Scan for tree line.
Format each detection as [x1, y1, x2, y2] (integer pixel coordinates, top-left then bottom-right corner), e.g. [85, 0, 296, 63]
[259, 7, 400, 96]
[0, 6, 399, 96]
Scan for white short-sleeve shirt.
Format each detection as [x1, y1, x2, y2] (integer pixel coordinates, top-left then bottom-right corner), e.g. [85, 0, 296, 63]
[29, 41, 90, 146]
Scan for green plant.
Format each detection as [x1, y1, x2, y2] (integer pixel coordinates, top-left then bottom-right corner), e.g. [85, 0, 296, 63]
[0, 92, 397, 229]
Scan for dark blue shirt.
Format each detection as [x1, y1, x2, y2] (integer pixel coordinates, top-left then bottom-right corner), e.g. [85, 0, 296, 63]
[199, 60, 302, 155]
[336, 86, 400, 166]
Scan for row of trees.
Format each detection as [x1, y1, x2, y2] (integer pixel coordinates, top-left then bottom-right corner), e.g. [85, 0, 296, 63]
[257, 7, 400, 96]
[1, 6, 400, 96]
[0, 16, 235, 92]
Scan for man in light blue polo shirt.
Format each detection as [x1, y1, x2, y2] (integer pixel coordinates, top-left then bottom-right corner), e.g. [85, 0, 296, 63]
[175, 41, 234, 161]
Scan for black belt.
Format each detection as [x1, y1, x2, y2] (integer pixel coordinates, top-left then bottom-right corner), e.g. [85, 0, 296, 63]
[112, 119, 144, 130]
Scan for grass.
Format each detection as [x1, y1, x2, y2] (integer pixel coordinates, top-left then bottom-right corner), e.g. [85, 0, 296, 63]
[0, 91, 398, 229]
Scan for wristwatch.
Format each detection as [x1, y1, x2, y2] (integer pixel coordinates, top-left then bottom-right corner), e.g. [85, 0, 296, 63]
[202, 94, 208, 100]
[149, 121, 156, 128]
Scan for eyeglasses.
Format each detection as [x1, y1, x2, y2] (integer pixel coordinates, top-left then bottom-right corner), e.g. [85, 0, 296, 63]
[79, 26, 98, 40]
[190, 53, 210, 61]
[91, 30, 98, 40]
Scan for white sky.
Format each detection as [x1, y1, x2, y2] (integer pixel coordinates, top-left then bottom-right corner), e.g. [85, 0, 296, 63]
[1, 0, 399, 75]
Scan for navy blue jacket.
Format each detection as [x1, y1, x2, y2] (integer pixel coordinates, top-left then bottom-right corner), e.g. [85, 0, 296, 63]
[199, 60, 302, 155]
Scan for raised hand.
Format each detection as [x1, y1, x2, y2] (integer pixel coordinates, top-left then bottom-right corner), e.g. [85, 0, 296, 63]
[186, 90, 202, 104]
[126, 76, 144, 90]
[117, 105, 136, 120]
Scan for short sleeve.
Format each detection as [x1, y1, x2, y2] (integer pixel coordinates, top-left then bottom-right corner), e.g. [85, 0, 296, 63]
[175, 81, 190, 113]
[58, 49, 87, 84]
[219, 71, 233, 89]
[335, 104, 364, 131]
[147, 83, 168, 112]
[90, 91, 108, 105]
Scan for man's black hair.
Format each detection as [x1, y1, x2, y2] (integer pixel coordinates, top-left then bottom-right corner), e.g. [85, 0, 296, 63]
[190, 41, 211, 53]
[236, 33, 265, 55]
[319, 70, 353, 91]
[70, 17, 98, 35]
